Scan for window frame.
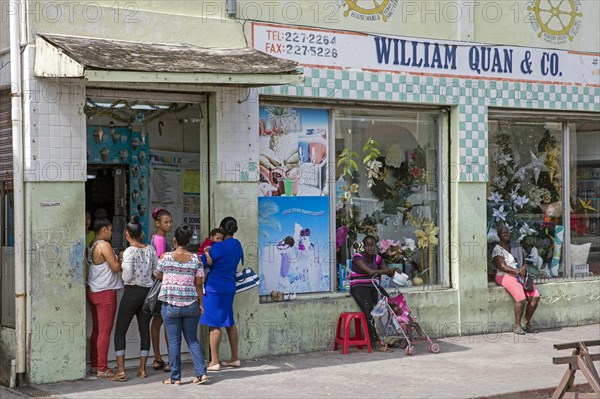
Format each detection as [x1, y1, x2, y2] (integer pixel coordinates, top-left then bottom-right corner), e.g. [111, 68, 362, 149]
[259, 98, 449, 294]
[488, 109, 600, 281]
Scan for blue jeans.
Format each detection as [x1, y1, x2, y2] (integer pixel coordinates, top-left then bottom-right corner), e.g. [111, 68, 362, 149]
[161, 302, 207, 381]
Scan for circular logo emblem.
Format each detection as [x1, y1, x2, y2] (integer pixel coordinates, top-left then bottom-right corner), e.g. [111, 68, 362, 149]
[527, 0, 582, 44]
[339, 0, 399, 22]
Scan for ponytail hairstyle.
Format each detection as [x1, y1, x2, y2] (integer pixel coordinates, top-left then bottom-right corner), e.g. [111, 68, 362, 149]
[126, 215, 143, 241]
[219, 216, 238, 237]
[152, 207, 171, 221]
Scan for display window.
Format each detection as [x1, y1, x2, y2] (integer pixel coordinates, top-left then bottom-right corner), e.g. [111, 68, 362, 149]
[256, 104, 445, 300]
[487, 115, 600, 280]
[334, 109, 443, 289]
[569, 120, 600, 277]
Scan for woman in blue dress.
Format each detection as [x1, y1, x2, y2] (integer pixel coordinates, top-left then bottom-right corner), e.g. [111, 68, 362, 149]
[201, 216, 244, 371]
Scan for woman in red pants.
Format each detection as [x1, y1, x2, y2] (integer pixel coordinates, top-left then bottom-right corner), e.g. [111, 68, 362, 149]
[86, 217, 123, 378]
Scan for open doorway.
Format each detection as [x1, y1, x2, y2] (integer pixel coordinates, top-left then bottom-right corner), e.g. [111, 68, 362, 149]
[85, 164, 129, 251]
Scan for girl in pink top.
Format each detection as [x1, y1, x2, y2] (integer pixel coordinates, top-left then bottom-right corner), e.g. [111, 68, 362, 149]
[150, 208, 173, 372]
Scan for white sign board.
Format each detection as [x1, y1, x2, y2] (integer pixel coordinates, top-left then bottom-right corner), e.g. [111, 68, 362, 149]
[253, 22, 600, 87]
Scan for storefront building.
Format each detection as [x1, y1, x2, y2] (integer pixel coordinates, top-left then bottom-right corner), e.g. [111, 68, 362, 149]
[0, 0, 599, 385]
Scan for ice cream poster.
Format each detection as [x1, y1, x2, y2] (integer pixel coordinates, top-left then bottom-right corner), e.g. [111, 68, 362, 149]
[129, 130, 150, 240]
[259, 107, 329, 197]
[86, 124, 150, 239]
[87, 125, 133, 164]
[258, 196, 331, 295]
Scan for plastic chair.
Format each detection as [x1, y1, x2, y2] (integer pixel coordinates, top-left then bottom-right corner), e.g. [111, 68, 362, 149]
[334, 312, 372, 354]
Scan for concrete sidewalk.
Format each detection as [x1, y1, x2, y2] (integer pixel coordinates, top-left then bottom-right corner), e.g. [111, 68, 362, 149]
[4, 324, 600, 399]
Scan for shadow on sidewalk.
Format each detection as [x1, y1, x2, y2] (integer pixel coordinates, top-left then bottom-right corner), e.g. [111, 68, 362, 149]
[39, 338, 470, 395]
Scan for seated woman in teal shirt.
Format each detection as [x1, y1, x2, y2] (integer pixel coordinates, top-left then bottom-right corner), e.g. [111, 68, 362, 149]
[200, 216, 244, 371]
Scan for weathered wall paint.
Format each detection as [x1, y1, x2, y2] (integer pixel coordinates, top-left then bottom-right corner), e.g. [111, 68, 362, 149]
[25, 182, 86, 383]
[28, 1, 245, 49]
[456, 183, 492, 333]
[488, 280, 600, 330]
[0, 327, 16, 385]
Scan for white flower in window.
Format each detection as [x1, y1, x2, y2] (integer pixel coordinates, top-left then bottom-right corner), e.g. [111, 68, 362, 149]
[403, 238, 416, 252]
[509, 184, 521, 201]
[487, 192, 503, 203]
[492, 205, 507, 221]
[366, 159, 382, 173]
[493, 176, 508, 190]
[496, 152, 512, 166]
[367, 168, 380, 179]
[518, 222, 537, 241]
[514, 195, 529, 209]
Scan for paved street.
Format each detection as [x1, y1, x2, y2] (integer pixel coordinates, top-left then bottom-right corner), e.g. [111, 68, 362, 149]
[3, 324, 599, 398]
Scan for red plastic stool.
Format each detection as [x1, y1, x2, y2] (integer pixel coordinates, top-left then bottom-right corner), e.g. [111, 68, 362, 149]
[334, 312, 372, 354]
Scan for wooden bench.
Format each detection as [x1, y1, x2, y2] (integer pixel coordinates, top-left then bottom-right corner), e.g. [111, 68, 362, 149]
[552, 340, 600, 399]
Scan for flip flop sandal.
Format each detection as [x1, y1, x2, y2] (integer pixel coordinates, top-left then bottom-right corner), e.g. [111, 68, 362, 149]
[162, 378, 181, 385]
[163, 362, 171, 372]
[221, 360, 241, 368]
[524, 324, 537, 333]
[374, 343, 392, 352]
[513, 326, 526, 335]
[109, 372, 127, 382]
[96, 368, 116, 379]
[137, 369, 148, 379]
[191, 376, 209, 385]
[152, 359, 165, 370]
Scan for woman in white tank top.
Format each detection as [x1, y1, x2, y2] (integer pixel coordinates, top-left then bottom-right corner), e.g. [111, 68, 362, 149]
[86, 218, 123, 379]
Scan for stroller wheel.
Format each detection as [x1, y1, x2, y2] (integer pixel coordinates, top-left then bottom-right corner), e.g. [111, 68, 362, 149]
[405, 346, 416, 356]
[429, 343, 440, 353]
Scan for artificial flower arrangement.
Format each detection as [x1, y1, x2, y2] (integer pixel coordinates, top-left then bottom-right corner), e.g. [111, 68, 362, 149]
[336, 136, 440, 282]
[487, 124, 564, 277]
[570, 198, 598, 236]
[377, 238, 417, 265]
[368, 144, 429, 215]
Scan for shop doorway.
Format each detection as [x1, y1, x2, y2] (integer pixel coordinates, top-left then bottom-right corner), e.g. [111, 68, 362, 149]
[85, 164, 129, 251]
[83, 90, 208, 362]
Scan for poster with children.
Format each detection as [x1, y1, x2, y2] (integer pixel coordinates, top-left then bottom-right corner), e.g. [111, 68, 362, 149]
[258, 106, 329, 197]
[258, 196, 330, 295]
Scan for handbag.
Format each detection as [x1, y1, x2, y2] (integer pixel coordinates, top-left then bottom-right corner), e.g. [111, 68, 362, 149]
[235, 267, 259, 293]
[142, 278, 162, 315]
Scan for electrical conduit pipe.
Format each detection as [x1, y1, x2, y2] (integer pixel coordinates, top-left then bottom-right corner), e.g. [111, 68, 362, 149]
[10, 0, 27, 384]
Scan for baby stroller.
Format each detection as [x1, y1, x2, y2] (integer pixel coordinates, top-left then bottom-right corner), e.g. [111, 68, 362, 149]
[371, 275, 440, 355]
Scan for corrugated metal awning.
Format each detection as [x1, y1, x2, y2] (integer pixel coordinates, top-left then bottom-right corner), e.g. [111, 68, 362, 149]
[34, 34, 303, 86]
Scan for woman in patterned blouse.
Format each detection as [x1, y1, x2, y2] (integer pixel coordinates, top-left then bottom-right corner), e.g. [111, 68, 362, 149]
[155, 224, 208, 385]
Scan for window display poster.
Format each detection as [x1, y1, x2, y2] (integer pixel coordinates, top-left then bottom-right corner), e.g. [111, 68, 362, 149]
[258, 196, 330, 295]
[149, 150, 200, 240]
[259, 107, 329, 197]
